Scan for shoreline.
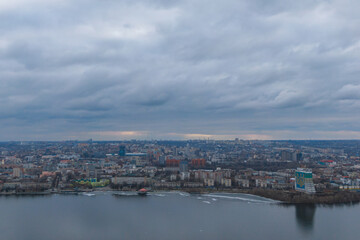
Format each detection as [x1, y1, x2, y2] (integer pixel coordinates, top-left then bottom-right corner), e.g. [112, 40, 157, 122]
[148, 188, 360, 205]
[2, 188, 360, 205]
[179, 188, 360, 205]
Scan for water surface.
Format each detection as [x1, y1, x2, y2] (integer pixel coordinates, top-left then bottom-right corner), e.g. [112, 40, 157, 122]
[0, 192, 358, 240]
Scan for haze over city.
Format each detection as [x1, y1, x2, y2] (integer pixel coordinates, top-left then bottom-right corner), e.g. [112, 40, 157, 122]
[1, 0, 360, 140]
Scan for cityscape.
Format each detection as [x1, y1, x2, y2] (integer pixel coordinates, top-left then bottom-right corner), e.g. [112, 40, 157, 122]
[2, 0, 360, 239]
[1, 139, 360, 203]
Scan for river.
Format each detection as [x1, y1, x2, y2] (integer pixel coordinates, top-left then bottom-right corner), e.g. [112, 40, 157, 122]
[0, 192, 358, 240]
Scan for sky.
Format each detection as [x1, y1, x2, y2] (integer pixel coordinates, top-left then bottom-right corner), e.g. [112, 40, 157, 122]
[0, 0, 360, 141]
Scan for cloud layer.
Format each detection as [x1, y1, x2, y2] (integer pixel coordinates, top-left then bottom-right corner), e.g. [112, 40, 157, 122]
[1, 0, 360, 140]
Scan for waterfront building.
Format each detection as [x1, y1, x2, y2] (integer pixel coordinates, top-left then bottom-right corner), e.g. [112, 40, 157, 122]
[221, 178, 232, 187]
[255, 179, 267, 188]
[204, 178, 215, 187]
[295, 168, 316, 194]
[180, 172, 190, 181]
[236, 178, 250, 188]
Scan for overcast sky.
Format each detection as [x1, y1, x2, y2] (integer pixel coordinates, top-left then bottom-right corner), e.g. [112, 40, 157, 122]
[0, 0, 360, 140]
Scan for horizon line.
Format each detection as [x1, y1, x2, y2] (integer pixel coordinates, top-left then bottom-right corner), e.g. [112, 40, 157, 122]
[1, 139, 360, 142]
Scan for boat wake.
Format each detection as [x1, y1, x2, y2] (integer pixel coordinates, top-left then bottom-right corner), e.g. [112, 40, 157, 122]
[203, 194, 276, 203]
[178, 192, 190, 197]
[83, 193, 95, 197]
[153, 194, 166, 197]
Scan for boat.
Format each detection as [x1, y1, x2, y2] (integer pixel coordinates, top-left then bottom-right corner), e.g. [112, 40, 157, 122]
[137, 188, 148, 196]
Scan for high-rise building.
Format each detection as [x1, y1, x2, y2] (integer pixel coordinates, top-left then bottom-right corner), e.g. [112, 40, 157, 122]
[281, 150, 302, 162]
[119, 146, 126, 156]
[295, 168, 316, 194]
[281, 151, 293, 161]
[292, 151, 303, 162]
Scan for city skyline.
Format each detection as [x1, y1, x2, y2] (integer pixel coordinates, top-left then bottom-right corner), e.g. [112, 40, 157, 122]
[1, 0, 360, 140]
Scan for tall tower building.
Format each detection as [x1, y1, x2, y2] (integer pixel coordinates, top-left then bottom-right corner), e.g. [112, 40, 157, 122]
[295, 168, 316, 194]
[281, 150, 293, 161]
[119, 146, 126, 156]
[292, 151, 303, 162]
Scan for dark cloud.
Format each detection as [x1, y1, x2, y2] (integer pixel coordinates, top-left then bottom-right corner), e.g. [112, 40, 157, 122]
[0, 0, 360, 140]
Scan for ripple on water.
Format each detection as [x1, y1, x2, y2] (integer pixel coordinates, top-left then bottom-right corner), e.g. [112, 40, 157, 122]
[203, 194, 275, 204]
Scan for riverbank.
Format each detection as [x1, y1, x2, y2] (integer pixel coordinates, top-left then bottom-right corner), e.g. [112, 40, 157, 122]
[176, 188, 360, 204]
[244, 189, 360, 204]
[0, 192, 52, 196]
[111, 187, 360, 204]
[2, 187, 360, 204]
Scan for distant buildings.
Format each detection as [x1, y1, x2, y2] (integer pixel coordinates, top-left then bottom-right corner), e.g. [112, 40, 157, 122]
[12, 168, 23, 178]
[281, 151, 293, 161]
[191, 158, 206, 168]
[179, 161, 189, 173]
[281, 150, 302, 162]
[0, 140, 359, 195]
[119, 146, 126, 156]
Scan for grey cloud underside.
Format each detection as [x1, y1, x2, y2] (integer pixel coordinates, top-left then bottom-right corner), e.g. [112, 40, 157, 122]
[0, 0, 360, 140]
